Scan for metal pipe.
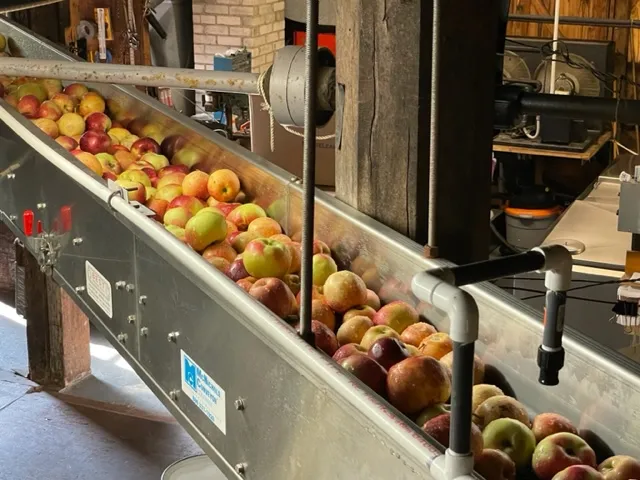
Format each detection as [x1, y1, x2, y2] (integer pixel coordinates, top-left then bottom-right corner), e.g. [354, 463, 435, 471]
[427, 0, 441, 250]
[0, 58, 261, 94]
[549, 0, 561, 95]
[298, 0, 319, 347]
[509, 14, 640, 28]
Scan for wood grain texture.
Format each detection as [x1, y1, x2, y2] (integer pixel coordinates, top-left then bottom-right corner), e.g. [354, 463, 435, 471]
[16, 244, 90, 389]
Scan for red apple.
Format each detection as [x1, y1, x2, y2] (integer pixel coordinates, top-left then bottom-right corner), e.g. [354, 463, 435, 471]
[400, 322, 437, 348]
[474, 449, 516, 480]
[365, 289, 381, 310]
[532, 413, 578, 443]
[332, 343, 367, 364]
[17, 94, 40, 118]
[37, 100, 62, 121]
[310, 298, 336, 330]
[72, 150, 103, 176]
[367, 336, 411, 371]
[217, 202, 242, 218]
[161, 134, 188, 159]
[164, 207, 192, 228]
[423, 413, 484, 458]
[79, 130, 112, 155]
[554, 465, 604, 480]
[373, 300, 419, 334]
[323, 271, 368, 313]
[533, 433, 597, 480]
[158, 164, 189, 178]
[183, 170, 210, 199]
[55, 136, 78, 151]
[32, 118, 59, 138]
[95, 153, 122, 175]
[130, 137, 161, 158]
[227, 203, 266, 230]
[147, 198, 169, 222]
[168, 195, 205, 217]
[63, 83, 89, 100]
[85, 111, 112, 132]
[249, 277, 297, 319]
[306, 320, 339, 356]
[340, 353, 387, 396]
[184, 210, 227, 251]
[51, 92, 76, 113]
[225, 258, 250, 282]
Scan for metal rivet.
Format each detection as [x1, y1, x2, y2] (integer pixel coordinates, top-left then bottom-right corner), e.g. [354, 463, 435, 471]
[116, 333, 127, 343]
[72, 237, 83, 246]
[127, 315, 136, 324]
[169, 389, 179, 401]
[115, 281, 126, 290]
[7, 173, 15, 180]
[75, 286, 85, 294]
[9, 215, 17, 222]
[289, 176, 298, 182]
[295, 179, 302, 185]
[125, 283, 135, 293]
[138, 295, 147, 305]
[140, 327, 149, 337]
[36, 203, 47, 210]
[235, 463, 247, 475]
[234, 398, 245, 411]
[168, 331, 180, 343]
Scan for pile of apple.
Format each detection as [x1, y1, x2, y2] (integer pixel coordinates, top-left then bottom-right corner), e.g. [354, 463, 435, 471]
[2, 76, 639, 479]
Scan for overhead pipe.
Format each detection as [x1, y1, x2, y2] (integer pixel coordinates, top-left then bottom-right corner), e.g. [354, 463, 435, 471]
[509, 14, 640, 29]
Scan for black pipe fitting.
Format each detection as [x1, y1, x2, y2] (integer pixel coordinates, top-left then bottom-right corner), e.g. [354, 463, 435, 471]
[537, 346, 565, 386]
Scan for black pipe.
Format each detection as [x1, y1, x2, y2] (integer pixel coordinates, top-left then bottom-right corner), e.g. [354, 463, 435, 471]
[509, 14, 640, 29]
[434, 251, 546, 287]
[520, 93, 640, 124]
[449, 342, 475, 456]
[538, 290, 567, 386]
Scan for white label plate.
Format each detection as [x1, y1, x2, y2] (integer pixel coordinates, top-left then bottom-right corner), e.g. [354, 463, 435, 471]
[181, 350, 226, 435]
[85, 261, 113, 318]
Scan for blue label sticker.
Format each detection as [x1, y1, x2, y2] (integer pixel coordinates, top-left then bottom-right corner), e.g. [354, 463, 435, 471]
[180, 350, 226, 435]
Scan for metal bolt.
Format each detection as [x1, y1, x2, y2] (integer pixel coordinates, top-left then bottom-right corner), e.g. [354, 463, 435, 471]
[7, 173, 15, 180]
[167, 331, 180, 343]
[116, 333, 128, 343]
[115, 281, 126, 290]
[9, 215, 17, 222]
[138, 295, 147, 305]
[75, 286, 85, 294]
[169, 389, 179, 401]
[289, 176, 298, 182]
[125, 283, 135, 293]
[127, 314, 136, 324]
[295, 179, 302, 185]
[72, 237, 83, 246]
[36, 203, 47, 210]
[235, 463, 248, 475]
[140, 327, 149, 337]
[234, 398, 245, 411]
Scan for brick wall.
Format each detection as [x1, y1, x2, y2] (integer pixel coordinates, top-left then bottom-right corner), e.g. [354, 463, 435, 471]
[193, 0, 285, 74]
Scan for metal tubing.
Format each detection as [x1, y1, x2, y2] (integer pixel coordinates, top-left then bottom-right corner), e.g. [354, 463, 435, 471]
[427, 0, 441, 250]
[298, 0, 320, 346]
[450, 342, 475, 456]
[0, 58, 261, 94]
[520, 93, 640, 124]
[549, 0, 561, 95]
[435, 251, 546, 287]
[509, 14, 640, 29]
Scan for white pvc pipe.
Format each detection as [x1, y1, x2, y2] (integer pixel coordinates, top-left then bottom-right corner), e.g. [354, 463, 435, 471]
[549, 0, 562, 94]
[533, 245, 573, 292]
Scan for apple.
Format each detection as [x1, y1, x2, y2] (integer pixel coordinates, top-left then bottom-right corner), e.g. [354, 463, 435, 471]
[127, 118, 147, 135]
[387, 356, 451, 415]
[147, 198, 169, 222]
[78, 92, 106, 116]
[155, 185, 184, 206]
[311, 253, 338, 287]
[158, 164, 189, 178]
[286, 242, 302, 274]
[271, 234, 292, 243]
[423, 413, 484, 457]
[63, 82, 89, 100]
[236, 277, 256, 292]
[164, 207, 192, 228]
[365, 289, 381, 310]
[197, 206, 225, 217]
[340, 353, 387, 396]
[332, 343, 367, 363]
[141, 167, 158, 187]
[554, 465, 604, 480]
[37, 100, 62, 121]
[140, 123, 165, 144]
[184, 210, 227, 251]
[41, 78, 63, 99]
[55, 136, 78, 151]
[247, 217, 282, 237]
[360, 325, 401, 350]
[205, 256, 230, 272]
[313, 239, 331, 255]
[57, 112, 85, 137]
[474, 449, 516, 480]
[17, 83, 47, 103]
[532, 413, 578, 443]
[367, 336, 411, 371]
[243, 239, 292, 279]
[227, 203, 267, 230]
[84, 111, 112, 132]
[119, 169, 152, 189]
[440, 351, 485, 385]
[474, 395, 530, 430]
[168, 195, 205, 216]
[107, 127, 132, 143]
[140, 152, 169, 171]
[172, 148, 203, 169]
[121, 134, 140, 150]
[51, 93, 75, 113]
[472, 384, 505, 414]
[283, 273, 301, 297]
[95, 153, 122, 175]
[418, 332, 453, 359]
[208, 168, 241, 202]
[161, 134, 188, 159]
[80, 130, 112, 155]
[72, 150, 103, 176]
[225, 258, 250, 282]
[115, 179, 145, 203]
[130, 137, 161, 158]
[145, 186, 157, 201]
[305, 320, 339, 356]
[249, 278, 297, 319]
[400, 322, 437, 347]
[182, 170, 210, 199]
[343, 305, 377, 322]
[311, 298, 335, 330]
[113, 150, 137, 170]
[323, 271, 368, 313]
[32, 118, 58, 138]
[373, 301, 418, 334]
[533, 432, 597, 479]
[4, 92, 19, 108]
[17, 94, 40, 117]
[598, 455, 640, 480]
[231, 231, 259, 253]
[405, 344, 421, 356]
[102, 171, 117, 181]
[202, 241, 237, 264]
[483, 418, 537, 469]
[217, 202, 242, 218]
[295, 285, 324, 306]
[416, 403, 450, 427]
[158, 171, 187, 190]
[337, 316, 374, 346]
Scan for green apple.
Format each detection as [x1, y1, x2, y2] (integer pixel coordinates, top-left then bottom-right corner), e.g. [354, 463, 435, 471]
[243, 238, 292, 279]
[312, 253, 338, 286]
[482, 418, 536, 469]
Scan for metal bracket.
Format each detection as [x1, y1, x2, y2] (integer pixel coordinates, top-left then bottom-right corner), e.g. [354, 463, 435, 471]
[107, 178, 156, 217]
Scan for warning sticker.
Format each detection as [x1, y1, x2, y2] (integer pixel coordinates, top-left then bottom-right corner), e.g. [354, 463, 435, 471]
[85, 261, 113, 319]
[181, 350, 226, 435]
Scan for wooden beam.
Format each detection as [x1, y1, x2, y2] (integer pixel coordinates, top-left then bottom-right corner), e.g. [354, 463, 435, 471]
[15, 243, 90, 389]
[335, 0, 498, 264]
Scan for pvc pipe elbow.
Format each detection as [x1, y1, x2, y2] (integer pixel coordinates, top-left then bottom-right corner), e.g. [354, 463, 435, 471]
[533, 245, 573, 292]
[412, 272, 479, 344]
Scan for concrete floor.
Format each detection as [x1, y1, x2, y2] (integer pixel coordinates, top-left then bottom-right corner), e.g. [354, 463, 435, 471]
[0, 301, 227, 480]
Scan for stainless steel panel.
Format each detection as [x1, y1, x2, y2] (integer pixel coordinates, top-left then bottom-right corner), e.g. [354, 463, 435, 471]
[618, 182, 640, 234]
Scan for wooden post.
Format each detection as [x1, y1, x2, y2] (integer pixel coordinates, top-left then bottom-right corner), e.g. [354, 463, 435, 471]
[15, 243, 90, 389]
[335, 0, 499, 264]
